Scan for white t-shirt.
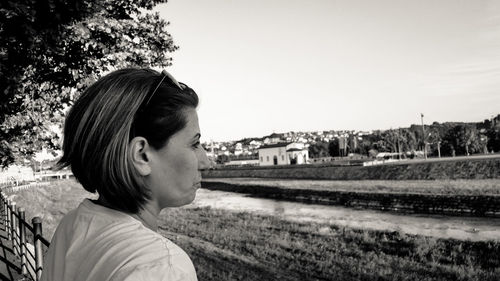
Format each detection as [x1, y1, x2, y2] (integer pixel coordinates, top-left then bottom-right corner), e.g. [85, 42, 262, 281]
[41, 199, 198, 281]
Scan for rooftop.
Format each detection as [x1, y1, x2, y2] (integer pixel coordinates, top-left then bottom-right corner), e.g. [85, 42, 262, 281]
[258, 142, 293, 149]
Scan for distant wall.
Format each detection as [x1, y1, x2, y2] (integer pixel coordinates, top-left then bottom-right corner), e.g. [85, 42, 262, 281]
[203, 157, 500, 180]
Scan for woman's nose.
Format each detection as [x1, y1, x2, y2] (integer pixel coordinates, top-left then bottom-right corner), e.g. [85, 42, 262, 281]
[198, 147, 210, 170]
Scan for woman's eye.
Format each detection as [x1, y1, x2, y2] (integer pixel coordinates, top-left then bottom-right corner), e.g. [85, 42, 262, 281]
[192, 142, 201, 149]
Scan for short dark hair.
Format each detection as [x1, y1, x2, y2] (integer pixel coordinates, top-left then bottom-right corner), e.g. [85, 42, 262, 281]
[57, 68, 199, 213]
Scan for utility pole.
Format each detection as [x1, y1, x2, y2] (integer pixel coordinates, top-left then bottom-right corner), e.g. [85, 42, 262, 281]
[421, 113, 427, 159]
[437, 141, 441, 158]
[397, 128, 402, 160]
[33, 160, 37, 181]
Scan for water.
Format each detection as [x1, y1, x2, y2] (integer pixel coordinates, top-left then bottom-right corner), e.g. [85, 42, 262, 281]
[189, 189, 500, 241]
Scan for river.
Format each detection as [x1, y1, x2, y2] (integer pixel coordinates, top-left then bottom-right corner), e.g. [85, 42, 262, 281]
[188, 189, 500, 241]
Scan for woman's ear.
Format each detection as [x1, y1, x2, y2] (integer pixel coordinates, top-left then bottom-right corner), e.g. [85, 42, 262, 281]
[129, 137, 152, 176]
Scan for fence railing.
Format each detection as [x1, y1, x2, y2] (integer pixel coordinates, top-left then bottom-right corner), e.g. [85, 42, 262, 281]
[0, 185, 50, 281]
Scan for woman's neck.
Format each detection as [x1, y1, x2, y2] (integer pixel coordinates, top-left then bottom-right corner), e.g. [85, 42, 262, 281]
[96, 197, 160, 232]
[131, 203, 160, 232]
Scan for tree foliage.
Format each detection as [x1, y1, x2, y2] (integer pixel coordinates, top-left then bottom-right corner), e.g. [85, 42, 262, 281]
[394, 119, 498, 157]
[364, 116, 499, 159]
[328, 139, 339, 157]
[308, 141, 330, 158]
[0, 0, 174, 166]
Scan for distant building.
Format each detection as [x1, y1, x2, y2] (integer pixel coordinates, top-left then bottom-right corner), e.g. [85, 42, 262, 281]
[224, 159, 259, 167]
[223, 154, 259, 167]
[263, 133, 281, 145]
[258, 142, 309, 166]
[249, 140, 262, 147]
[234, 142, 243, 156]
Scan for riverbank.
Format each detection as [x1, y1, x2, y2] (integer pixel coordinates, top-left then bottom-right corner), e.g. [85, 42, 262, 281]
[193, 189, 500, 241]
[161, 207, 500, 281]
[203, 156, 500, 180]
[203, 178, 500, 195]
[202, 178, 500, 217]
[9, 180, 500, 280]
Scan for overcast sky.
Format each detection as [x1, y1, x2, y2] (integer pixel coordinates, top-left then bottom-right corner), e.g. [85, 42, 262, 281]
[157, 0, 500, 142]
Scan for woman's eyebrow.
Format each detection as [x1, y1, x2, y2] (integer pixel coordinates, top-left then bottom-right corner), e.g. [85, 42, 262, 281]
[192, 133, 201, 140]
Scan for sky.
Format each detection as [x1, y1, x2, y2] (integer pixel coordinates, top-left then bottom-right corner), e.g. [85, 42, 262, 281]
[157, 0, 500, 142]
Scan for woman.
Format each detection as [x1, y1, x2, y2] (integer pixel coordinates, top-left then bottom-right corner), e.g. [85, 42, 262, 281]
[41, 68, 209, 281]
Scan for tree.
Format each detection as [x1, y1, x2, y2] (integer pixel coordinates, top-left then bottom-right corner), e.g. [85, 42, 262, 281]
[426, 127, 442, 157]
[359, 132, 382, 156]
[441, 124, 481, 156]
[308, 141, 329, 158]
[378, 129, 416, 159]
[358, 138, 373, 156]
[328, 139, 340, 157]
[380, 130, 399, 154]
[463, 125, 481, 155]
[348, 134, 360, 154]
[400, 128, 417, 156]
[0, 0, 174, 166]
[485, 115, 500, 152]
[487, 128, 500, 153]
[216, 154, 231, 165]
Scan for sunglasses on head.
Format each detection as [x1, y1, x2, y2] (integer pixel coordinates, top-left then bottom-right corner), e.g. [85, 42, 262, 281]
[144, 70, 185, 107]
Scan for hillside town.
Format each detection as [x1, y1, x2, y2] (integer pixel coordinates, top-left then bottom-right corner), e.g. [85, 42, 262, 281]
[0, 115, 498, 183]
[204, 130, 384, 167]
[204, 115, 500, 167]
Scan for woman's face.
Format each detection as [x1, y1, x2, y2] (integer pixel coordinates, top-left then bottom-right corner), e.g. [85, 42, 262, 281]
[147, 107, 209, 209]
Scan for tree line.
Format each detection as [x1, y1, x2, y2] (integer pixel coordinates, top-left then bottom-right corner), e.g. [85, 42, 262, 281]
[308, 115, 500, 159]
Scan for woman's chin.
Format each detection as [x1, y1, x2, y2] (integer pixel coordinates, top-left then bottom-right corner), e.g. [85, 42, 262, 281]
[184, 190, 197, 205]
[165, 191, 197, 208]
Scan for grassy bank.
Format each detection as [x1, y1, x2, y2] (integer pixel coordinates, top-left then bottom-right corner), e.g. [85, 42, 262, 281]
[203, 178, 500, 196]
[8, 180, 97, 240]
[203, 157, 500, 180]
[10, 180, 500, 281]
[161, 208, 500, 281]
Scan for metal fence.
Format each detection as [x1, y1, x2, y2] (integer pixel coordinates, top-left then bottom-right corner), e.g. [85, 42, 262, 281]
[0, 184, 50, 281]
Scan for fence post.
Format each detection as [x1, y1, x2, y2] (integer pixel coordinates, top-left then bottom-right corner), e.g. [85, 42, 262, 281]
[18, 208, 27, 275]
[0, 192, 5, 223]
[0, 193, 4, 231]
[32, 217, 43, 281]
[6, 200, 11, 241]
[4, 198, 7, 231]
[10, 202, 17, 256]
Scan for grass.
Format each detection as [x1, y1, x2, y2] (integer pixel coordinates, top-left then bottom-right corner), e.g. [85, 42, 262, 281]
[9, 179, 500, 281]
[8, 180, 97, 240]
[161, 208, 500, 281]
[203, 178, 500, 196]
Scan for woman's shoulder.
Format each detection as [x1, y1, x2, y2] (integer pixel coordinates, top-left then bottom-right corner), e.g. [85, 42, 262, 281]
[110, 255, 198, 281]
[63, 199, 171, 255]
[105, 226, 197, 280]
[79, 199, 195, 271]
[49, 199, 197, 280]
